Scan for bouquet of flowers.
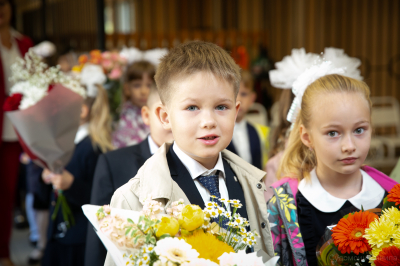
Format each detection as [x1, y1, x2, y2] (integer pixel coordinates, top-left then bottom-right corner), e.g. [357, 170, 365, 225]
[3, 49, 86, 228]
[316, 184, 400, 266]
[83, 196, 279, 266]
[72, 50, 128, 120]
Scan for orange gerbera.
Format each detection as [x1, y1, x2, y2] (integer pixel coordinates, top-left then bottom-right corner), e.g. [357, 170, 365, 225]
[375, 246, 400, 266]
[331, 210, 378, 255]
[387, 184, 400, 206]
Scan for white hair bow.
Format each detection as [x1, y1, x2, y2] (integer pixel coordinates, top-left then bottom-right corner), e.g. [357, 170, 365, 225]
[287, 48, 363, 123]
[119, 47, 168, 67]
[269, 48, 320, 89]
[80, 64, 107, 98]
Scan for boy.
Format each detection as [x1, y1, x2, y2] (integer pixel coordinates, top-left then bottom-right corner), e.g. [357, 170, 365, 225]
[226, 70, 270, 169]
[86, 87, 173, 266]
[105, 41, 274, 265]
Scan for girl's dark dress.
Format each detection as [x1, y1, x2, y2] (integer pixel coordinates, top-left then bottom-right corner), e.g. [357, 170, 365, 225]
[42, 136, 100, 266]
[296, 169, 386, 266]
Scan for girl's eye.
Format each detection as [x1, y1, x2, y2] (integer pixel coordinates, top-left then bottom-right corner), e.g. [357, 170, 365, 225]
[354, 128, 365, 134]
[216, 105, 227, 111]
[328, 131, 339, 137]
[187, 106, 198, 111]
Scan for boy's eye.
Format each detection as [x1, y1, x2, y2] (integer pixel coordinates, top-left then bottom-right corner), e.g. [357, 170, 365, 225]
[354, 128, 365, 134]
[216, 105, 227, 111]
[328, 131, 339, 137]
[187, 106, 198, 111]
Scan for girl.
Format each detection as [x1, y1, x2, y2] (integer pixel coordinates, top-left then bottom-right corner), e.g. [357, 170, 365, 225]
[267, 73, 398, 266]
[41, 65, 113, 266]
[112, 60, 155, 148]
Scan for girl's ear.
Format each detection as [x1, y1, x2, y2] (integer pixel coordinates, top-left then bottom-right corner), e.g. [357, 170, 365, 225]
[156, 104, 171, 130]
[80, 104, 90, 120]
[300, 124, 313, 149]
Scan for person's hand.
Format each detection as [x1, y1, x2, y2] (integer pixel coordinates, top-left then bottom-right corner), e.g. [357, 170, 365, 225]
[42, 169, 74, 190]
[42, 168, 53, 184]
[50, 170, 74, 190]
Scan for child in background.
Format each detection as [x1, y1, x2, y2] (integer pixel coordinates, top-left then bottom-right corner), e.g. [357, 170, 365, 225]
[263, 89, 294, 201]
[112, 61, 155, 148]
[226, 70, 270, 170]
[105, 41, 275, 266]
[85, 86, 173, 266]
[267, 73, 398, 266]
[40, 65, 113, 266]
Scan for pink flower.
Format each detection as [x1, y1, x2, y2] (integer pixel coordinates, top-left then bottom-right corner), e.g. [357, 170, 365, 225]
[110, 52, 120, 62]
[108, 67, 122, 80]
[102, 51, 111, 59]
[102, 59, 114, 71]
[103, 204, 111, 215]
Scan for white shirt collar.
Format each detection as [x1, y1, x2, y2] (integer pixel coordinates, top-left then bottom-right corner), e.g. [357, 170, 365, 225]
[74, 123, 89, 144]
[298, 168, 385, 213]
[147, 135, 159, 155]
[234, 119, 247, 131]
[173, 143, 225, 180]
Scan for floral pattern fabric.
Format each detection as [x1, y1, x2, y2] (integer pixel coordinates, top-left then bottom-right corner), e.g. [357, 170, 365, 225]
[267, 182, 307, 266]
[112, 102, 149, 149]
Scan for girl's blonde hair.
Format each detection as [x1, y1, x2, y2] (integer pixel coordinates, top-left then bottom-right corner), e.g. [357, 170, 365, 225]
[84, 84, 114, 153]
[277, 74, 372, 181]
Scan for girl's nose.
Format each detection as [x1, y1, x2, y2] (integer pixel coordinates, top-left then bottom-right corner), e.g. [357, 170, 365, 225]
[341, 135, 356, 153]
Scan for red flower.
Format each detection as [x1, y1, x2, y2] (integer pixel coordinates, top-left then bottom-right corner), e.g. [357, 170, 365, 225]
[48, 84, 55, 92]
[387, 184, 400, 206]
[3, 93, 23, 111]
[331, 210, 378, 255]
[375, 246, 400, 266]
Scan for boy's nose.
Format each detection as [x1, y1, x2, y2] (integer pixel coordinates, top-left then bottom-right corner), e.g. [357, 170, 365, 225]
[200, 111, 217, 129]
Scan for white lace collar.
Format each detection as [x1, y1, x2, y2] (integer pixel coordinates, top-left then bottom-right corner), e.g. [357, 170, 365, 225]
[74, 123, 89, 144]
[298, 168, 385, 213]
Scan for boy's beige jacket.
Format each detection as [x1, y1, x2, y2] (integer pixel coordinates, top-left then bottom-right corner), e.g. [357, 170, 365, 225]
[104, 142, 274, 266]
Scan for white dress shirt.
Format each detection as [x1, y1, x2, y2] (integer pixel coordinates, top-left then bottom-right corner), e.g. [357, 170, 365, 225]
[232, 119, 252, 164]
[74, 123, 89, 144]
[147, 135, 159, 155]
[1, 31, 21, 141]
[298, 168, 385, 212]
[173, 143, 230, 211]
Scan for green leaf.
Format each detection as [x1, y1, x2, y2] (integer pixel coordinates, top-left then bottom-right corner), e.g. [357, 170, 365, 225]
[127, 218, 134, 224]
[125, 228, 131, 236]
[158, 234, 171, 240]
[382, 199, 397, 211]
[130, 229, 138, 237]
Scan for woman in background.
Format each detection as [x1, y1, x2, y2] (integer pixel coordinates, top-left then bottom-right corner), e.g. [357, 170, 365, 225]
[0, 0, 33, 265]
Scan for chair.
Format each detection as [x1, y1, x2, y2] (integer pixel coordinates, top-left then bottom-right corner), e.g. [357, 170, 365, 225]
[245, 103, 268, 126]
[367, 96, 400, 167]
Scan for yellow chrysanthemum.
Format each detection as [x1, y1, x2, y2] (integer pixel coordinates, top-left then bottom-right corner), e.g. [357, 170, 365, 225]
[364, 217, 400, 248]
[181, 230, 234, 263]
[381, 207, 400, 225]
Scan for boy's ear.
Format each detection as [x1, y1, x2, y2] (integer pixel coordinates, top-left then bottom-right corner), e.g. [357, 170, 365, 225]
[300, 124, 313, 148]
[155, 104, 171, 130]
[250, 91, 257, 104]
[234, 100, 241, 121]
[141, 106, 150, 126]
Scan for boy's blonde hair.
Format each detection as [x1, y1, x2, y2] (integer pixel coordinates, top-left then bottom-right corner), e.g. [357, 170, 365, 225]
[155, 41, 241, 104]
[277, 74, 372, 181]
